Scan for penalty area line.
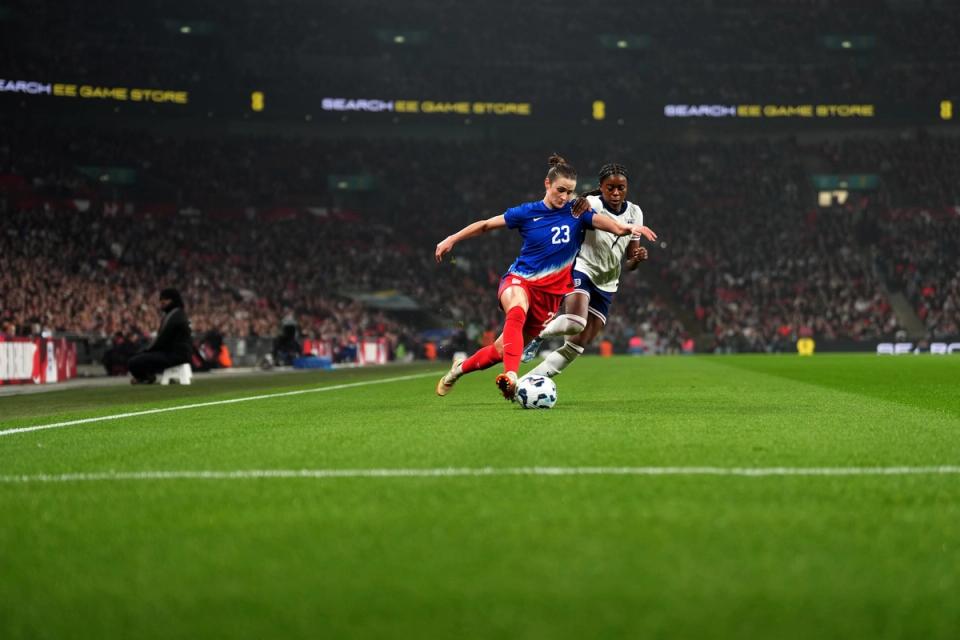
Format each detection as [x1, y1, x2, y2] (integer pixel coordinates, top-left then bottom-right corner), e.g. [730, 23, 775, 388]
[1, 466, 960, 484]
[0, 371, 441, 438]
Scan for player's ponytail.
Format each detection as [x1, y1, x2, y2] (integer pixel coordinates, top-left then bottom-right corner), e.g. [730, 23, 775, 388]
[546, 153, 577, 183]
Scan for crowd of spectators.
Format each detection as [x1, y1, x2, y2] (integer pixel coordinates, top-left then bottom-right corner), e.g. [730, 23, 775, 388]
[640, 139, 906, 351]
[1, 124, 958, 358]
[817, 134, 960, 209]
[814, 132, 960, 338]
[0, 203, 420, 357]
[0, 124, 693, 356]
[877, 208, 960, 340]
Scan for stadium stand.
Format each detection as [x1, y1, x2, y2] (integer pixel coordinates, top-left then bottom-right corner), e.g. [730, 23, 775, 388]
[2, 128, 958, 356]
[1, 0, 957, 360]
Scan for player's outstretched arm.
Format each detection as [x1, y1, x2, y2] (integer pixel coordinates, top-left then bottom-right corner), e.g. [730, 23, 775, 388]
[435, 215, 507, 263]
[631, 225, 657, 242]
[591, 216, 658, 242]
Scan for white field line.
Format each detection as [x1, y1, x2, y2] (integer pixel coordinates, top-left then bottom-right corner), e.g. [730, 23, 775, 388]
[0, 371, 440, 438]
[1, 466, 959, 484]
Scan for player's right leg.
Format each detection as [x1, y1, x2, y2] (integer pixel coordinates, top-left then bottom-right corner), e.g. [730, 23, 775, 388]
[523, 302, 605, 379]
[496, 282, 530, 400]
[495, 370, 518, 400]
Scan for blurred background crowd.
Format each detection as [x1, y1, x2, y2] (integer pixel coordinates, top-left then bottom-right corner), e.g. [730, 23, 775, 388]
[1, 0, 957, 365]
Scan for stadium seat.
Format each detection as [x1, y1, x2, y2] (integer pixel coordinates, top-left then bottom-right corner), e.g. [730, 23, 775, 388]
[160, 363, 192, 385]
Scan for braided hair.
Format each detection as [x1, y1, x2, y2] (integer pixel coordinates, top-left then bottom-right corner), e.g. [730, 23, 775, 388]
[582, 163, 629, 197]
[598, 163, 628, 183]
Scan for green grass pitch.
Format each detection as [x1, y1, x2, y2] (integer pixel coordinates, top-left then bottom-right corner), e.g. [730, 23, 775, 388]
[1, 354, 959, 639]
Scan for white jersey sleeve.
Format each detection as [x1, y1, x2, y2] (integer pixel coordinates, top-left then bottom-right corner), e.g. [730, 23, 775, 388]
[573, 195, 644, 293]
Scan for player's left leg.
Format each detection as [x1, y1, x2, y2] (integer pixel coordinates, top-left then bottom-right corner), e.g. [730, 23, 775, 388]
[458, 343, 503, 375]
[524, 314, 602, 378]
[435, 355, 468, 396]
[522, 291, 589, 362]
[438, 332, 504, 396]
[524, 287, 611, 379]
[522, 271, 598, 362]
[539, 310, 588, 338]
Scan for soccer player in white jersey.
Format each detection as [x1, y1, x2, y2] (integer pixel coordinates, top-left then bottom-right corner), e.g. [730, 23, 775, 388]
[521, 163, 650, 378]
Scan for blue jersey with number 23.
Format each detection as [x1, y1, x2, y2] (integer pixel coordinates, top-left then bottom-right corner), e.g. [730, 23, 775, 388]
[502, 200, 596, 289]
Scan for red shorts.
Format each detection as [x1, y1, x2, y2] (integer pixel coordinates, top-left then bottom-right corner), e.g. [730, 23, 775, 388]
[498, 272, 571, 336]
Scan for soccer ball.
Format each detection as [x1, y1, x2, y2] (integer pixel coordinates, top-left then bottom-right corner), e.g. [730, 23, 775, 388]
[516, 375, 557, 409]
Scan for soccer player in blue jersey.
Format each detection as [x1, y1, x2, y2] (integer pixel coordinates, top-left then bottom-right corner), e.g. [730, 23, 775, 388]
[434, 154, 656, 401]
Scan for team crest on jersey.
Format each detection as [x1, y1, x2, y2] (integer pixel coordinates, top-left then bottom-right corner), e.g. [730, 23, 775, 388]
[574, 278, 581, 287]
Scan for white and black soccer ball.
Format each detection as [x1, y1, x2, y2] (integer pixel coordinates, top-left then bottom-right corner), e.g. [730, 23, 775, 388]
[516, 375, 557, 409]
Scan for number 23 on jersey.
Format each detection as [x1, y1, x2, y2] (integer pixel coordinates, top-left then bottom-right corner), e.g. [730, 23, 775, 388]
[550, 225, 571, 244]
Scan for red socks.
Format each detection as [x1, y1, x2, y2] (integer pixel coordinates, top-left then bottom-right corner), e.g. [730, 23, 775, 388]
[501, 306, 527, 374]
[460, 344, 502, 374]
[459, 307, 528, 375]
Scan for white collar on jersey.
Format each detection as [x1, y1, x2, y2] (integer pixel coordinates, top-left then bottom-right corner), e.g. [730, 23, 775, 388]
[599, 197, 628, 215]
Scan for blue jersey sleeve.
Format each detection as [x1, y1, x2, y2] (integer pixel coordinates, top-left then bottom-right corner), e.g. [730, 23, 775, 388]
[503, 202, 531, 229]
[579, 209, 595, 229]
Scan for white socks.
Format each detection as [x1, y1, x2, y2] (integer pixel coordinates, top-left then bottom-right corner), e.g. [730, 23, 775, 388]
[539, 313, 587, 338]
[528, 341, 584, 378]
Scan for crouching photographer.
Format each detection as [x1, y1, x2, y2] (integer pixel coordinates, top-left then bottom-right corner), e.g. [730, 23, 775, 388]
[128, 288, 193, 384]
